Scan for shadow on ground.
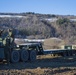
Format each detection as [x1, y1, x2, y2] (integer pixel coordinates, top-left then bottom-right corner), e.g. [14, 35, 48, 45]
[0, 55, 76, 70]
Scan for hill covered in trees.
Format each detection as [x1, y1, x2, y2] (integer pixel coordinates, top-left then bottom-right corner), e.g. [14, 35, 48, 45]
[0, 12, 76, 44]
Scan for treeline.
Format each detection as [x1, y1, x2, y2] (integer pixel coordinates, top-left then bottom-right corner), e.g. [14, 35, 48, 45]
[0, 12, 76, 44]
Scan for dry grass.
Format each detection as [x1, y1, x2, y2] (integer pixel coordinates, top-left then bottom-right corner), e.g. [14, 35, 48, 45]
[43, 38, 64, 49]
[0, 67, 76, 75]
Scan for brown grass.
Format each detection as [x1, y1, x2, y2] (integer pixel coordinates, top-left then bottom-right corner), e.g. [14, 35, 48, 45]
[43, 38, 64, 49]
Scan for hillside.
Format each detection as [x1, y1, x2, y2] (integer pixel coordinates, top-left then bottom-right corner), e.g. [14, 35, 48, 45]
[0, 12, 76, 44]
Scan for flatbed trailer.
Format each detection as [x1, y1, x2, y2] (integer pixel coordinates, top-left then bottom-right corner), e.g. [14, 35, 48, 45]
[0, 41, 76, 63]
[18, 43, 76, 58]
[43, 49, 76, 56]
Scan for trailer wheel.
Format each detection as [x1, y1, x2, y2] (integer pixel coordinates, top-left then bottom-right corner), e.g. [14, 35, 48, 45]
[11, 50, 20, 63]
[21, 50, 29, 62]
[30, 50, 36, 61]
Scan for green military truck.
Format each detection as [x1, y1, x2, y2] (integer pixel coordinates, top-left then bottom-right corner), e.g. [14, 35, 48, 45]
[0, 29, 44, 63]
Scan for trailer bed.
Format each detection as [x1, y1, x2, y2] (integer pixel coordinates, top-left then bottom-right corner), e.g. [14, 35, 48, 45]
[43, 49, 75, 55]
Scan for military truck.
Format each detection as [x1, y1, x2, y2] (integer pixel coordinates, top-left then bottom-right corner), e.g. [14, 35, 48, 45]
[0, 29, 44, 63]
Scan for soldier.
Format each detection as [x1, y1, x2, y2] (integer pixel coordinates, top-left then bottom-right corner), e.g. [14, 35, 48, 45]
[5, 36, 11, 63]
[8, 29, 15, 48]
[4, 29, 14, 64]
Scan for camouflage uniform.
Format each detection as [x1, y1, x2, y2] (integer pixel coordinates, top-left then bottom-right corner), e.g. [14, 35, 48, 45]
[4, 36, 11, 63]
[4, 29, 14, 63]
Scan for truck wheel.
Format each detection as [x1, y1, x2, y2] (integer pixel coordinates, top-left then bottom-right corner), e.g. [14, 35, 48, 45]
[11, 50, 20, 63]
[30, 50, 36, 61]
[21, 50, 29, 62]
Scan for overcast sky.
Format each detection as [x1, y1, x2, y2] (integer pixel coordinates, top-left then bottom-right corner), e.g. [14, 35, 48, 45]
[0, 0, 76, 15]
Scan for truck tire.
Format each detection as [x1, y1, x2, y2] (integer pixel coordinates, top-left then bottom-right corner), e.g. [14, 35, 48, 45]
[21, 50, 29, 62]
[11, 50, 20, 63]
[30, 50, 36, 61]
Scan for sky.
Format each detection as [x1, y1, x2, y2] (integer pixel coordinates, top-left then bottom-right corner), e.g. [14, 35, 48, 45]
[0, 0, 76, 15]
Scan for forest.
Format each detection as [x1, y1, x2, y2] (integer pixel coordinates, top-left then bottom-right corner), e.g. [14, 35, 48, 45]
[0, 12, 76, 44]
